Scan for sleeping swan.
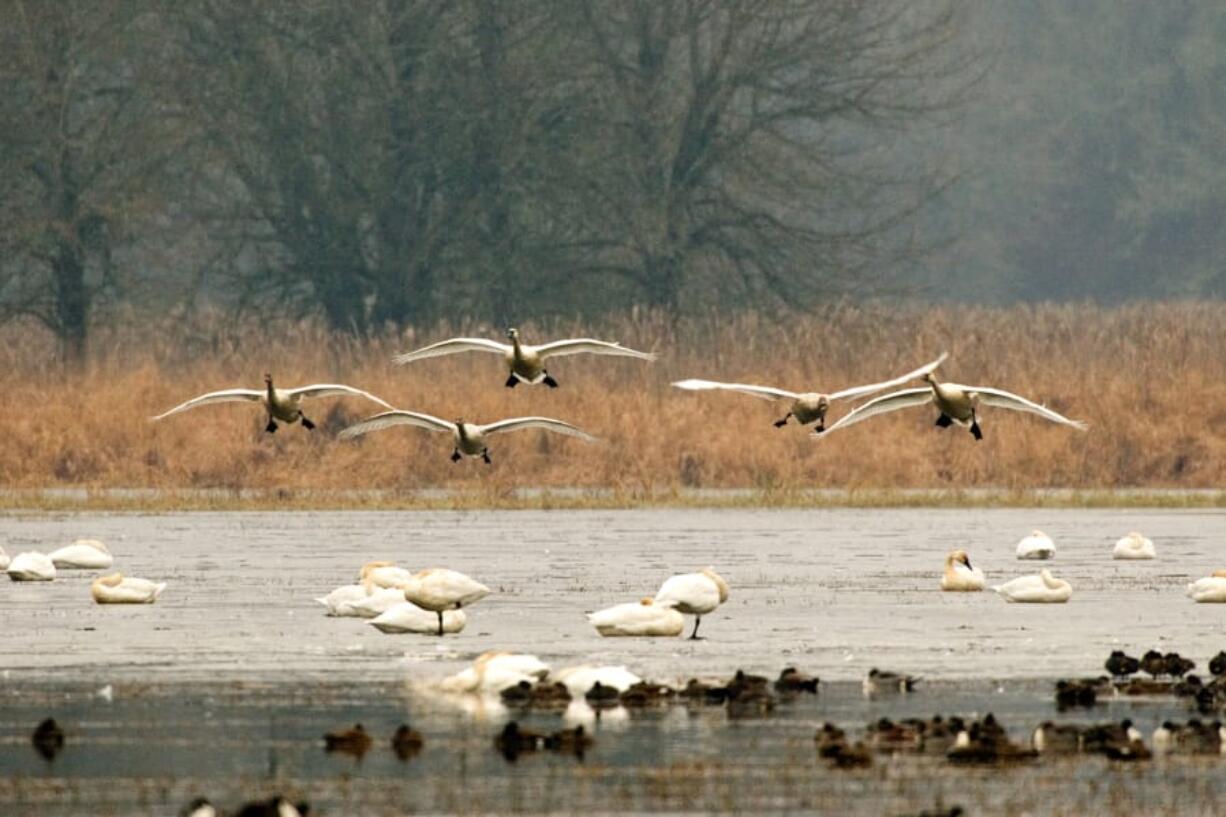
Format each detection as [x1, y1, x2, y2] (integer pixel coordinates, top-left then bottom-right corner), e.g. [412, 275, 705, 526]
[1187, 571, 1226, 603]
[1113, 532, 1155, 560]
[91, 573, 166, 604]
[940, 550, 985, 591]
[588, 598, 685, 637]
[1016, 531, 1056, 560]
[49, 539, 114, 569]
[993, 569, 1072, 603]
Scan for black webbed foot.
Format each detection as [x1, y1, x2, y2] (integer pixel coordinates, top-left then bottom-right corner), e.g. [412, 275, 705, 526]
[505, 375, 519, 388]
[450, 450, 462, 463]
[970, 421, 983, 441]
[773, 416, 789, 428]
[934, 414, 953, 428]
[482, 450, 492, 464]
[301, 416, 316, 430]
[265, 420, 278, 433]
[543, 373, 559, 388]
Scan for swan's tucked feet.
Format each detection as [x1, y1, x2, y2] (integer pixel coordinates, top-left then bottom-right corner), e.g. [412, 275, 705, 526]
[450, 450, 462, 463]
[301, 416, 316, 430]
[934, 414, 953, 428]
[504, 375, 518, 388]
[482, 450, 492, 465]
[265, 420, 278, 433]
[773, 415, 789, 427]
[970, 420, 983, 440]
[543, 373, 559, 388]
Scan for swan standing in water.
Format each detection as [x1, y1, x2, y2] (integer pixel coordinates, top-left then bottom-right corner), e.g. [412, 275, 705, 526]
[588, 598, 685, 637]
[393, 327, 655, 388]
[672, 354, 947, 431]
[399, 568, 491, 635]
[339, 409, 598, 464]
[815, 371, 1087, 441]
[1187, 571, 1226, 603]
[940, 550, 985, 591]
[370, 602, 466, 634]
[653, 567, 730, 639]
[152, 374, 392, 433]
[6, 552, 55, 581]
[1113, 532, 1156, 560]
[1016, 531, 1056, 560]
[48, 539, 113, 569]
[91, 573, 166, 604]
[993, 569, 1072, 603]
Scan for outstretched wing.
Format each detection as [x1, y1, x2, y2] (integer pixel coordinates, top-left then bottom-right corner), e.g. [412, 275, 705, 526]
[480, 416, 599, 442]
[670, 379, 796, 401]
[827, 352, 949, 401]
[815, 388, 934, 438]
[534, 338, 656, 361]
[287, 384, 393, 409]
[971, 387, 1088, 430]
[392, 338, 509, 365]
[151, 389, 263, 421]
[338, 410, 456, 439]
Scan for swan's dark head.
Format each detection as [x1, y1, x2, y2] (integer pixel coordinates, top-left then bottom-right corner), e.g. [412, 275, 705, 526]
[264, 373, 273, 386]
[506, 327, 519, 341]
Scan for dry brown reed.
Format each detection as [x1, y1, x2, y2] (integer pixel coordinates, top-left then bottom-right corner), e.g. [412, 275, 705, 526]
[1, 302, 1222, 501]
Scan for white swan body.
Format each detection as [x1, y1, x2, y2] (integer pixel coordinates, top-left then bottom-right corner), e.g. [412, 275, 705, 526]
[359, 561, 415, 590]
[0, 546, 8, 571]
[370, 602, 466, 634]
[49, 539, 114, 569]
[588, 598, 685, 637]
[440, 651, 551, 693]
[654, 567, 729, 638]
[316, 584, 373, 616]
[940, 550, 985, 591]
[1187, 573, 1226, 603]
[993, 569, 1072, 603]
[91, 573, 166, 604]
[343, 587, 410, 618]
[401, 568, 491, 611]
[1113, 532, 1155, 560]
[1016, 530, 1056, 560]
[7, 551, 56, 581]
[552, 665, 643, 696]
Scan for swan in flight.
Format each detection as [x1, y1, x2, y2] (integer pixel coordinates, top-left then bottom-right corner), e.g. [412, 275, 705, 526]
[152, 373, 392, 433]
[393, 327, 655, 388]
[399, 568, 491, 635]
[91, 573, 166, 604]
[653, 567, 730, 639]
[815, 372, 1087, 441]
[940, 550, 985, 591]
[1016, 530, 1056, 560]
[588, 598, 685, 637]
[993, 569, 1072, 603]
[49, 539, 113, 569]
[1113, 532, 1156, 560]
[339, 409, 597, 464]
[672, 354, 947, 431]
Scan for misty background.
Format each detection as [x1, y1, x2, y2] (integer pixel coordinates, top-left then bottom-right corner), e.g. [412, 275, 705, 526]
[1, 1, 1223, 363]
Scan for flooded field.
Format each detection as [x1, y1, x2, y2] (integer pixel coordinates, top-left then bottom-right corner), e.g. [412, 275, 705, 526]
[2, 508, 1225, 814]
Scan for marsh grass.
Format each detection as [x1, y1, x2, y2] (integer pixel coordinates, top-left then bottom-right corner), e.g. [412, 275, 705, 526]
[1, 302, 1223, 507]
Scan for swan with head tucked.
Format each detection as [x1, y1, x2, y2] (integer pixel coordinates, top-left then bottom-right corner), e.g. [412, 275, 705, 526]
[91, 573, 166, 604]
[394, 327, 655, 388]
[369, 602, 466, 634]
[815, 371, 1087, 441]
[940, 550, 985, 591]
[672, 354, 947, 431]
[152, 374, 392, 433]
[399, 568, 491, 635]
[1016, 530, 1056, 560]
[316, 583, 375, 616]
[440, 651, 551, 693]
[653, 567, 730, 639]
[359, 561, 415, 590]
[6, 551, 55, 581]
[49, 539, 113, 569]
[1113, 532, 1155, 560]
[339, 409, 598, 464]
[993, 569, 1072, 603]
[551, 665, 643, 697]
[340, 586, 409, 618]
[1187, 570, 1226, 603]
[588, 598, 685, 637]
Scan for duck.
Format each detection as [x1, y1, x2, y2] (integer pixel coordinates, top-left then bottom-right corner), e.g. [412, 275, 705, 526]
[359, 561, 415, 589]
[545, 724, 593, 756]
[671, 354, 947, 431]
[775, 667, 820, 694]
[369, 602, 466, 634]
[1186, 570, 1226, 602]
[323, 723, 372, 758]
[398, 568, 490, 635]
[1113, 531, 1155, 560]
[1164, 652, 1196, 678]
[339, 408, 598, 464]
[7, 551, 56, 581]
[587, 598, 685, 637]
[494, 721, 547, 760]
[152, 373, 392, 433]
[1015, 530, 1056, 560]
[31, 717, 65, 761]
[393, 327, 655, 388]
[501, 680, 572, 710]
[863, 668, 919, 696]
[1031, 721, 1081, 753]
[91, 573, 166, 604]
[551, 665, 643, 697]
[440, 651, 551, 694]
[234, 795, 309, 817]
[992, 569, 1072, 603]
[680, 678, 731, 705]
[815, 722, 849, 758]
[866, 717, 926, 752]
[815, 371, 1087, 441]
[1054, 677, 1105, 708]
[827, 740, 873, 769]
[48, 539, 113, 569]
[391, 724, 424, 760]
[619, 681, 676, 708]
[1080, 720, 1144, 755]
[940, 550, 984, 591]
[1152, 719, 1225, 755]
[1104, 650, 1140, 678]
[1210, 651, 1226, 677]
[1140, 649, 1167, 678]
[0, 546, 8, 570]
[653, 567, 730, 639]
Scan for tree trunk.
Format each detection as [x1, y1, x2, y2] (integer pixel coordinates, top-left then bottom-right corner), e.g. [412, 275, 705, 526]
[51, 240, 89, 366]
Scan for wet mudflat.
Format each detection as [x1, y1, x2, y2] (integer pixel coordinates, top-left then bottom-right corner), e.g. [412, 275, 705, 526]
[2, 508, 1226, 815]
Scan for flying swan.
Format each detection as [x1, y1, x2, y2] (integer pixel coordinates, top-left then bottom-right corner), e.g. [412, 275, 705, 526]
[339, 410, 597, 463]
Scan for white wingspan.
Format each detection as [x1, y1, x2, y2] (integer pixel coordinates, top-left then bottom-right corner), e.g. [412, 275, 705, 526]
[971, 387, 1088, 431]
[670, 379, 798, 401]
[151, 388, 263, 421]
[826, 353, 949, 401]
[534, 338, 656, 361]
[392, 337, 510, 365]
[287, 384, 393, 409]
[338, 410, 457, 439]
[479, 417, 599, 442]
[816, 388, 935, 437]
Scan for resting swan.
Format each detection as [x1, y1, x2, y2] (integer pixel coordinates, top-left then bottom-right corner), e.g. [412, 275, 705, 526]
[588, 598, 685, 637]
[369, 602, 466, 634]
[49, 539, 113, 569]
[1113, 532, 1156, 560]
[1187, 570, 1226, 603]
[654, 567, 730, 639]
[993, 569, 1072, 603]
[359, 561, 415, 589]
[1016, 530, 1056, 560]
[940, 550, 985, 591]
[440, 651, 551, 693]
[394, 327, 655, 388]
[399, 568, 491, 635]
[6, 551, 55, 581]
[152, 373, 392, 433]
[816, 372, 1087, 441]
[91, 573, 166, 604]
[672, 354, 947, 431]
[339, 409, 597, 464]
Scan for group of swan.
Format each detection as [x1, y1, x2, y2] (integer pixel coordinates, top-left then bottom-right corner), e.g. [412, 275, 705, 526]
[589, 567, 729, 639]
[4, 539, 164, 603]
[319, 561, 489, 635]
